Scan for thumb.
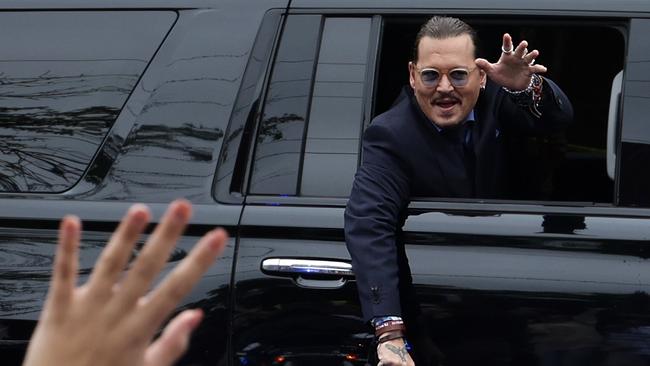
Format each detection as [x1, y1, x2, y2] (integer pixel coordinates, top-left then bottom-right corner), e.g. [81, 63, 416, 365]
[143, 309, 203, 366]
[474, 58, 493, 73]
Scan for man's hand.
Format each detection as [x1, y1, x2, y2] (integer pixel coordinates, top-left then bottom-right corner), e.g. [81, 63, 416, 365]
[22, 200, 228, 366]
[377, 338, 415, 366]
[475, 33, 548, 91]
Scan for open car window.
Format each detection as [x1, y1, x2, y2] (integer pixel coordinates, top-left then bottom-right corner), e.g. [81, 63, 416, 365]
[249, 14, 626, 207]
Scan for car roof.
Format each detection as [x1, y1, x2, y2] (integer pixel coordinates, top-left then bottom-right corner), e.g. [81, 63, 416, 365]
[290, 0, 650, 15]
[0, 0, 272, 10]
[2, 0, 650, 14]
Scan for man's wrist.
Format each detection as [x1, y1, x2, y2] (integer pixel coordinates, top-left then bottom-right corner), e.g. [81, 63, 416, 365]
[502, 74, 536, 95]
[502, 74, 544, 117]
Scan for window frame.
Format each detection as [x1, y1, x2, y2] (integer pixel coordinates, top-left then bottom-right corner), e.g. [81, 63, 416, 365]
[243, 9, 649, 215]
[244, 14, 381, 199]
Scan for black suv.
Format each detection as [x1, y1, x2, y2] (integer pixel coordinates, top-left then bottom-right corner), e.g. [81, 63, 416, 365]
[2, 1, 650, 365]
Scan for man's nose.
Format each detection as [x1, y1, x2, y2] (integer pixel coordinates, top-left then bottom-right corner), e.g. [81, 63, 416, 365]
[436, 74, 454, 92]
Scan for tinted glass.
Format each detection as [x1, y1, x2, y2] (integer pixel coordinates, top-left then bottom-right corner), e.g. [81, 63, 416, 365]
[249, 15, 321, 195]
[300, 18, 371, 197]
[214, 10, 282, 203]
[0, 11, 175, 192]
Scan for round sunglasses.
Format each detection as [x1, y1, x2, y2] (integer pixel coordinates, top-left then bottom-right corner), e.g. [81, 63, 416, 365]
[414, 65, 477, 88]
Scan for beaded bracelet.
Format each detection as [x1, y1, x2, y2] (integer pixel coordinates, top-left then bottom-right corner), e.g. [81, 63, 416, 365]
[503, 74, 536, 95]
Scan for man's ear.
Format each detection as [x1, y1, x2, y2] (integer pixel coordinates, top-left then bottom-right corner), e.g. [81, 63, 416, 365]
[479, 69, 487, 88]
[408, 62, 416, 89]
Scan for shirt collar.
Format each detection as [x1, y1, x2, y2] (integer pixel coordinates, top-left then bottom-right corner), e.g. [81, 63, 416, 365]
[405, 86, 477, 133]
[431, 110, 476, 132]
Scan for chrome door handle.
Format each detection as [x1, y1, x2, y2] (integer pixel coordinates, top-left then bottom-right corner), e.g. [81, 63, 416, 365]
[262, 258, 354, 276]
[261, 258, 354, 289]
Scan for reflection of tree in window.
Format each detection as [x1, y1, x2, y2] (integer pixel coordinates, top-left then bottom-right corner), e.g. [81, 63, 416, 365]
[257, 113, 305, 142]
[0, 66, 138, 192]
[0, 105, 120, 192]
[0, 11, 175, 193]
[126, 123, 224, 162]
[84, 122, 225, 200]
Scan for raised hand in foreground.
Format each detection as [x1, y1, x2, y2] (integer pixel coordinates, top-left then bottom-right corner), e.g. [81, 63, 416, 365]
[23, 200, 227, 366]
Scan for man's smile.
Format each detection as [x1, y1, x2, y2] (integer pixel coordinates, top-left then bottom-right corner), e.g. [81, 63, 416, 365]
[433, 97, 461, 113]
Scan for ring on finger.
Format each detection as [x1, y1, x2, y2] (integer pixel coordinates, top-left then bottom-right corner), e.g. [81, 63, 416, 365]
[529, 58, 536, 66]
[501, 45, 513, 54]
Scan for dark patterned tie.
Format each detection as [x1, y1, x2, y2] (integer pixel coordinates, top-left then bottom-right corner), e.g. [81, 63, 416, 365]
[463, 120, 476, 196]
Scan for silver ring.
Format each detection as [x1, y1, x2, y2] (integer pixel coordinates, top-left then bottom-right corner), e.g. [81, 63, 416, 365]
[529, 59, 536, 66]
[501, 45, 513, 54]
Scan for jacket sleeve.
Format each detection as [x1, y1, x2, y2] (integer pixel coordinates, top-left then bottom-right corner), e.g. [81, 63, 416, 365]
[344, 121, 410, 323]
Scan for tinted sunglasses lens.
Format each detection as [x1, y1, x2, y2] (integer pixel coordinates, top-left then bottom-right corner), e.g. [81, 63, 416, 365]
[420, 70, 439, 86]
[449, 69, 470, 87]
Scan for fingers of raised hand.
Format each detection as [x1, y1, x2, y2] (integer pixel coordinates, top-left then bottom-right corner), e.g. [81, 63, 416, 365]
[48, 216, 81, 314]
[137, 228, 228, 332]
[86, 204, 150, 296]
[501, 33, 514, 54]
[143, 309, 203, 366]
[115, 200, 193, 308]
[531, 63, 548, 74]
[502, 38, 546, 73]
[523, 49, 539, 65]
[513, 40, 529, 58]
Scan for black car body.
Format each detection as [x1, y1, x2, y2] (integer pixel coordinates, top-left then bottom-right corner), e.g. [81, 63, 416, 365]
[2, 1, 650, 365]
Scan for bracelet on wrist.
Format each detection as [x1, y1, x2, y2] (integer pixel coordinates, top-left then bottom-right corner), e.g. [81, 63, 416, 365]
[371, 316, 403, 328]
[502, 74, 544, 117]
[377, 330, 405, 344]
[503, 74, 536, 95]
[375, 320, 404, 330]
[375, 322, 406, 337]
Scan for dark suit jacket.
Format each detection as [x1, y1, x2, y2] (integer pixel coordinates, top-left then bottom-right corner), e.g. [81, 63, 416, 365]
[344, 78, 573, 322]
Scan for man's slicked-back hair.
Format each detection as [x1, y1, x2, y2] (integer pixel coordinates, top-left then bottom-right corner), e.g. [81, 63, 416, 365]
[412, 16, 479, 62]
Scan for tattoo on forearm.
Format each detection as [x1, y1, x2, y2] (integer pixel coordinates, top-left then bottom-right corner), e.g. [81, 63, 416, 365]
[385, 343, 408, 362]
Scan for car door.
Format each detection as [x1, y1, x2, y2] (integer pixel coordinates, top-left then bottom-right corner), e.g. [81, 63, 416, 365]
[232, 4, 650, 366]
[397, 15, 650, 366]
[230, 14, 377, 366]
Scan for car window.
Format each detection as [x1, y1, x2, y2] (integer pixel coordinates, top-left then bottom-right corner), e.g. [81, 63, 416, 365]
[0, 11, 175, 193]
[300, 18, 371, 197]
[249, 14, 626, 206]
[248, 15, 321, 195]
[249, 15, 372, 197]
